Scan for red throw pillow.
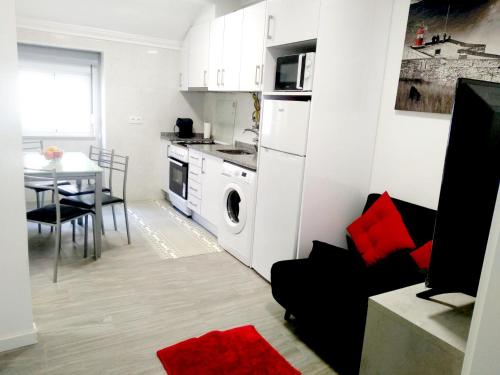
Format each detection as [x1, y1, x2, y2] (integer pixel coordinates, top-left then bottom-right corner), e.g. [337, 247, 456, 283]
[410, 240, 433, 270]
[347, 192, 416, 265]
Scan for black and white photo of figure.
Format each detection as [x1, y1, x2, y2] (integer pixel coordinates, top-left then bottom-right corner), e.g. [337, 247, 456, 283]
[396, 0, 500, 114]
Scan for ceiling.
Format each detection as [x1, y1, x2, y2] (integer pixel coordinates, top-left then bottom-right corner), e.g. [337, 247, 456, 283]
[14, 0, 229, 42]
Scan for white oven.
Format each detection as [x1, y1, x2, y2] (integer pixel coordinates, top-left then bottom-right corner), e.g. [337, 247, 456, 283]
[168, 144, 191, 216]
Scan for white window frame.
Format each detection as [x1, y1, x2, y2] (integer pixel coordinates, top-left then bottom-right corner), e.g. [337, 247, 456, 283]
[17, 44, 101, 139]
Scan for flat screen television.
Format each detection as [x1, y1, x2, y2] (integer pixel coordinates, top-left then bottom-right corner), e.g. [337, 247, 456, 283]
[419, 78, 500, 299]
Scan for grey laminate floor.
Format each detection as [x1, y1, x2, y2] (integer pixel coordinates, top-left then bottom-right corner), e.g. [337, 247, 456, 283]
[0, 200, 334, 375]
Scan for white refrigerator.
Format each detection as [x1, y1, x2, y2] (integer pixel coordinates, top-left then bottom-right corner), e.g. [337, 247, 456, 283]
[252, 98, 311, 281]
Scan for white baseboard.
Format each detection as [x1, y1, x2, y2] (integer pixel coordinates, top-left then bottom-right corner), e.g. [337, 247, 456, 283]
[0, 323, 38, 353]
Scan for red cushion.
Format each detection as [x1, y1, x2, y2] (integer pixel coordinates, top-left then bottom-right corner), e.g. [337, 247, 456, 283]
[410, 240, 433, 270]
[347, 192, 416, 265]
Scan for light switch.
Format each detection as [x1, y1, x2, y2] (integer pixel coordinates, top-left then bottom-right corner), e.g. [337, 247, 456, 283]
[128, 116, 143, 125]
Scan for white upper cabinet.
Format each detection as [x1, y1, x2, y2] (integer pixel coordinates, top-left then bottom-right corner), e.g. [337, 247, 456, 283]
[179, 33, 189, 91]
[208, 17, 225, 91]
[188, 22, 210, 88]
[265, 0, 321, 47]
[221, 9, 243, 91]
[239, 1, 266, 91]
[208, 10, 243, 91]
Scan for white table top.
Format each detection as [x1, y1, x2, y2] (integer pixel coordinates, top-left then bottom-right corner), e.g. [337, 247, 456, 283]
[24, 152, 102, 175]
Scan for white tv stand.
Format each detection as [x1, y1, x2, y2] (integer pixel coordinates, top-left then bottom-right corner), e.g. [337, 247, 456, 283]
[360, 283, 475, 375]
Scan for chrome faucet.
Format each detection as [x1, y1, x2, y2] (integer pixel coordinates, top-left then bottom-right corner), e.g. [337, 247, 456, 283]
[244, 128, 259, 152]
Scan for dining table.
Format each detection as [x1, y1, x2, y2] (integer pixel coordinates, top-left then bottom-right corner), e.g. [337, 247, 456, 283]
[23, 151, 104, 258]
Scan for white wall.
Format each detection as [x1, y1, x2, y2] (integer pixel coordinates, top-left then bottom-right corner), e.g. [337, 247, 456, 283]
[17, 28, 205, 201]
[369, 0, 451, 210]
[461, 190, 500, 374]
[298, 0, 394, 257]
[214, 0, 261, 17]
[0, 0, 37, 352]
[204, 92, 257, 145]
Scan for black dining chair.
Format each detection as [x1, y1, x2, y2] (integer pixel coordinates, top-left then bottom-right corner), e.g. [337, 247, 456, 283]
[23, 140, 70, 233]
[25, 168, 97, 282]
[61, 152, 131, 245]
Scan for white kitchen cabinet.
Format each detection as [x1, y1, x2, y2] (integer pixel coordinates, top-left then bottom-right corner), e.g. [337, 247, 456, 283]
[188, 22, 210, 88]
[201, 153, 223, 227]
[221, 9, 243, 91]
[208, 17, 224, 90]
[179, 33, 189, 91]
[160, 139, 171, 193]
[265, 0, 321, 47]
[240, 1, 266, 91]
[208, 10, 243, 91]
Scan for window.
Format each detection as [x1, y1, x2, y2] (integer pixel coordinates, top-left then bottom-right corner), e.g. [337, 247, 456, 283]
[17, 44, 101, 137]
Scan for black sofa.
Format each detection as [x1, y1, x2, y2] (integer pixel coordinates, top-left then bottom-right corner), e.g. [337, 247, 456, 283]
[270, 193, 437, 374]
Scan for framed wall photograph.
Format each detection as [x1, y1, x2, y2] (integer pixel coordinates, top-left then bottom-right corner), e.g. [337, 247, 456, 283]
[395, 0, 500, 114]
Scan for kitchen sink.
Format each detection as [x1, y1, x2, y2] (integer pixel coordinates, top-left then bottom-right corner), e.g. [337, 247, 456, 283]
[217, 149, 253, 155]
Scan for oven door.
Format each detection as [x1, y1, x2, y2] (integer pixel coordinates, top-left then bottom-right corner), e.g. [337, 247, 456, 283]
[169, 158, 188, 199]
[275, 54, 305, 91]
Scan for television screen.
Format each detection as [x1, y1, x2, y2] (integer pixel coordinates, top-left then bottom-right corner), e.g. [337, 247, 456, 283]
[424, 78, 500, 298]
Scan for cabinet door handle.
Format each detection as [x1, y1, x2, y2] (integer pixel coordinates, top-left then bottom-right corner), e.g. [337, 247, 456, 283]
[255, 65, 260, 85]
[179, 73, 182, 88]
[201, 157, 205, 174]
[222, 172, 231, 177]
[260, 64, 264, 86]
[189, 187, 198, 193]
[217, 69, 221, 86]
[221, 69, 225, 86]
[266, 15, 274, 40]
[189, 171, 198, 177]
[189, 201, 198, 207]
[203, 70, 207, 86]
[190, 156, 200, 160]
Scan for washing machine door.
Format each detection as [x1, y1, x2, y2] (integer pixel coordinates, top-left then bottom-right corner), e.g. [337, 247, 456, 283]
[222, 183, 247, 234]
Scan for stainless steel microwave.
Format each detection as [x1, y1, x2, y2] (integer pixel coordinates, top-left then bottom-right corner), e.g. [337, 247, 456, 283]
[275, 52, 315, 91]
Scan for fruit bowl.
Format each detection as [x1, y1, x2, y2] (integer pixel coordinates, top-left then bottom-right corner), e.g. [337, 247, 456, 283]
[43, 147, 64, 160]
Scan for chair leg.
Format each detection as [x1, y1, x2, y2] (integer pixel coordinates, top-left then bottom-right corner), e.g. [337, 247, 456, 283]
[92, 215, 97, 260]
[72, 220, 76, 242]
[123, 202, 131, 245]
[111, 205, 118, 231]
[36, 192, 42, 234]
[53, 224, 62, 283]
[84, 216, 88, 258]
[50, 191, 54, 234]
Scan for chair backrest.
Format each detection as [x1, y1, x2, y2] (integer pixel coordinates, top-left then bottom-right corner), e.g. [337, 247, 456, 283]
[24, 168, 61, 222]
[23, 140, 43, 152]
[89, 145, 114, 190]
[101, 152, 129, 200]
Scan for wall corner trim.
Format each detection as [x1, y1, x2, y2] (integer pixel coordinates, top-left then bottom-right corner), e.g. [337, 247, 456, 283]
[16, 17, 182, 50]
[0, 323, 38, 353]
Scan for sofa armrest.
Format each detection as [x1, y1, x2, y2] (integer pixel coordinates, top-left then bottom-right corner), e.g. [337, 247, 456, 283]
[309, 240, 348, 259]
[309, 240, 365, 270]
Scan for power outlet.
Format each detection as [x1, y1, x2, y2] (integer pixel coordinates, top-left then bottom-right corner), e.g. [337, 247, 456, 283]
[128, 116, 143, 125]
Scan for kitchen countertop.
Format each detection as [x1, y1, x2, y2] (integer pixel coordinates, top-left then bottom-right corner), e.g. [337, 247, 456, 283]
[160, 132, 206, 142]
[161, 132, 258, 171]
[187, 143, 258, 171]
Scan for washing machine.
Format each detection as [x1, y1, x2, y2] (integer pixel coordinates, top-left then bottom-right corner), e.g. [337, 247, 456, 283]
[218, 162, 257, 267]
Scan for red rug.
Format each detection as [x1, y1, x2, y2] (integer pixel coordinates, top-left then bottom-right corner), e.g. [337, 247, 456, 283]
[156, 325, 301, 375]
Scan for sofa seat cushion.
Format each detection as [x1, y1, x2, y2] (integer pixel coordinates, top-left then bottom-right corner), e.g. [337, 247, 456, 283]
[347, 192, 416, 265]
[365, 250, 424, 296]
